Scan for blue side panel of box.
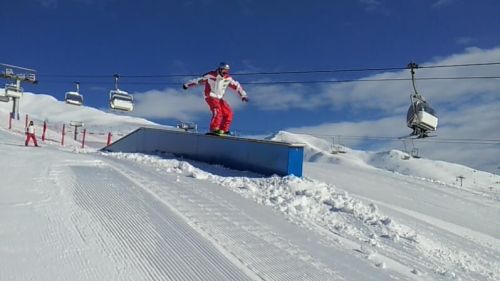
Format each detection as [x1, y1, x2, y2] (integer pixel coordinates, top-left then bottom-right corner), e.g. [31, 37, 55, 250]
[101, 127, 304, 177]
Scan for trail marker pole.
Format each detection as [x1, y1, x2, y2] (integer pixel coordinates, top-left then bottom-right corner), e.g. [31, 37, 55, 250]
[42, 121, 47, 141]
[81, 129, 86, 148]
[61, 124, 65, 146]
[107, 132, 112, 146]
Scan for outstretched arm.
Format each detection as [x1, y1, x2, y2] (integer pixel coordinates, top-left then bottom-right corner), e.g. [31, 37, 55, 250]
[228, 79, 248, 101]
[183, 73, 210, 90]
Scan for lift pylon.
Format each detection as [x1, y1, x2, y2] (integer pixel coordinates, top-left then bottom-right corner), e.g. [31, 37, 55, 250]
[1, 63, 38, 120]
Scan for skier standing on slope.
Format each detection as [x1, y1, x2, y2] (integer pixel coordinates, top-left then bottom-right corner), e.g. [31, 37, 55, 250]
[182, 62, 248, 135]
[25, 120, 39, 147]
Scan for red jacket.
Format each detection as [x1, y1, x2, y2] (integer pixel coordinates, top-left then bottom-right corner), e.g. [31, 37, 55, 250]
[184, 70, 247, 99]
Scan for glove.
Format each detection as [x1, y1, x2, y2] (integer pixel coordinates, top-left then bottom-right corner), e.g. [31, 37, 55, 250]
[241, 96, 249, 102]
[182, 84, 188, 90]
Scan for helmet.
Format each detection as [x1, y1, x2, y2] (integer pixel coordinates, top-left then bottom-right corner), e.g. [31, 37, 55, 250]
[218, 62, 230, 70]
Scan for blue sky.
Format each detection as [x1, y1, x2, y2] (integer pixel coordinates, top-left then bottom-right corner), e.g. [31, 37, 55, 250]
[1, 0, 500, 172]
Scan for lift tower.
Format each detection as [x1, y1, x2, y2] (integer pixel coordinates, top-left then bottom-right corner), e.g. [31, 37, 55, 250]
[1, 63, 38, 120]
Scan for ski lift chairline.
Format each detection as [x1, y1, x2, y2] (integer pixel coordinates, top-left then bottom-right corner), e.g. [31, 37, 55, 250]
[109, 74, 134, 112]
[65, 82, 84, 106]
[405, 62, 438, 138]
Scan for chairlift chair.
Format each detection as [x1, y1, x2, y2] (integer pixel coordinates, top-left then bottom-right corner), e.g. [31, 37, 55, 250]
[4, 68, 14, 78]
[405, 62, 438, 138]
[4, 83, 23, 99]
[109, 89, 134, 111]
[65, 82, 84, 106]
[65, 92, 84, 106]
[406, 94, 438, 135]
[0, 87, 9, 102]
[27, 73, 37, 83]
[109, 74, 134, 112]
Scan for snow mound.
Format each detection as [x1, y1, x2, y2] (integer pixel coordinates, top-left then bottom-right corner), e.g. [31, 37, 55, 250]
[106, 152, 414, 245]
[268, 131, 369, 167]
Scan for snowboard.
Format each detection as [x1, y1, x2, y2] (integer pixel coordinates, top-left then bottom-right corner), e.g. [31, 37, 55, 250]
[205, 131, 238, 137]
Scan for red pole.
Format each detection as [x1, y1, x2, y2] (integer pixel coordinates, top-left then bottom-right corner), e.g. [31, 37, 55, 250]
[61, 124, 65, 146]
[42, 121, 47, 141]
[81, 129, 86, 148]
[107, 132, 112, 146]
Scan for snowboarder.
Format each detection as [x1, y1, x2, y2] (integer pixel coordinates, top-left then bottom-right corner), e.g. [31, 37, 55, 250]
[182, 62, 248, 135]
[25, 120, 39, 147]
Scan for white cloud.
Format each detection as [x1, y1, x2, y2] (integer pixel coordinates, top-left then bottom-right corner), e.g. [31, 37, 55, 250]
[318, 47, 500, 115]
[285, 116, 407, 147]
[243, 47, 500, 117]
[130, 88, 206, 121]
[131, 87, 245, 121]
[246, 84, 321, 111]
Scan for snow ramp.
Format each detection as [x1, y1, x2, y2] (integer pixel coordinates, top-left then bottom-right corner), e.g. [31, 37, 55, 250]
[102, 127, 305, 177]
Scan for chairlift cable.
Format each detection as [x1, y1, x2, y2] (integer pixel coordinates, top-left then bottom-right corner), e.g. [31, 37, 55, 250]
[408, 62, 419, 96]
[34, 75, 500, 86]
[35, 61, 500, 78]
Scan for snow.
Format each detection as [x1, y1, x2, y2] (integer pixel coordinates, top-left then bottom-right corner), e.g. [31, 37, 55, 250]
[1, 92, 499, 280]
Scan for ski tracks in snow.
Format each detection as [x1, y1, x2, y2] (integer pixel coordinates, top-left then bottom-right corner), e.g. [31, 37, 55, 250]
[101, 157, 344, 281]
[65, 162, 256, 281]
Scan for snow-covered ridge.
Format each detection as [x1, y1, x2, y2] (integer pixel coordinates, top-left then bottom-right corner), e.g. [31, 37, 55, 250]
[270, 131, 499, 197]
[0, 90, 156, 127]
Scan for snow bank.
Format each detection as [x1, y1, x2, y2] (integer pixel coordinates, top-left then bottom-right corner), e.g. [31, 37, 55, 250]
[105, 152, 415, 244]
